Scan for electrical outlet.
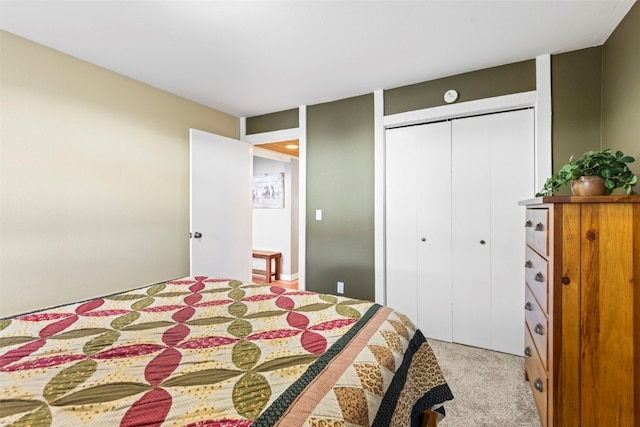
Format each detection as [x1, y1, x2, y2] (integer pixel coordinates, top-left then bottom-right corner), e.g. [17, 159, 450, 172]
[337, 281, 344, 294]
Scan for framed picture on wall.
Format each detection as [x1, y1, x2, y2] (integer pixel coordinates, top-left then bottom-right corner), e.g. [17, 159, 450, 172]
[253, 172, 284, 208]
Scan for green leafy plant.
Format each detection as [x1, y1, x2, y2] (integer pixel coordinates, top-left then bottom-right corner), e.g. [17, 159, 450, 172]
[536, 148, 637, 196]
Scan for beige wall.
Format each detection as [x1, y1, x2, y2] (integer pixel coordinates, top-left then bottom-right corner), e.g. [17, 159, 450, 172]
[0, 31, 239, 317]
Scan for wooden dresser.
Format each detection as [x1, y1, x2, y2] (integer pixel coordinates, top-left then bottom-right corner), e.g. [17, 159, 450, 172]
[520, 195, 640, 427]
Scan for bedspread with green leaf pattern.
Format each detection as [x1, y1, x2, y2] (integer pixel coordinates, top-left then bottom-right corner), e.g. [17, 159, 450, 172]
[0, 276, 452, 426]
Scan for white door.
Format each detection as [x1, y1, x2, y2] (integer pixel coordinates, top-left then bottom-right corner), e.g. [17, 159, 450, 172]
[415, 121, 453, 342]
[450, 110, 534, 354]
[451, 116, 493, 350]
[385, 126, 419, 325]
[190, 129, 252, 281]
[488, 110, 534, 354]
[386, 121, 453, 341]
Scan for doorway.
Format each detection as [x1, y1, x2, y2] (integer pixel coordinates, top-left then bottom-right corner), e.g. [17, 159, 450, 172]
[251, 143, 299, 286]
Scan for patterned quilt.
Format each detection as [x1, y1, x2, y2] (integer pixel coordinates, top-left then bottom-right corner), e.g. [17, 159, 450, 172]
[0, 276, 453, 426]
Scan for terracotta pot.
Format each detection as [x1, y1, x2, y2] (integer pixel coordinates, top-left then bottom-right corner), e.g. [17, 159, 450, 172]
[571, 175, 607, 196]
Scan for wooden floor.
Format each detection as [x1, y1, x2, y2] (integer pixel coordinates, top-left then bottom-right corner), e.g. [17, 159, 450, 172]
[251, 275, 298, 290]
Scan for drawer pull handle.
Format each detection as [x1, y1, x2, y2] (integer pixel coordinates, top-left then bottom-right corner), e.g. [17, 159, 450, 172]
[525, 220, 533, 228]
[535, 272, 544, 282]
[524, 301, 532, 311]
[534, 323, 544, 335]
[535, 223, 544, 231]
[534, 378, 544, 392]
[524, 346, 532, 357]
[524, 260, 533, 268]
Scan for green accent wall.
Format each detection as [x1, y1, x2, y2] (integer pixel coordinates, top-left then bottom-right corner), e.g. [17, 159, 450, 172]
[306, 94, 375, 301]
[246, 108, 299, 134]
[384, 60, 536, 115]
[550, 47, 603, 186]
[602, 2, 640, 179]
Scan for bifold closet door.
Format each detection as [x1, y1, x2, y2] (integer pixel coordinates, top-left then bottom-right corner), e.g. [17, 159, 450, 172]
[385, 109, 533, 355]
[385, 126, 419, 326]
[386, 121, 452, 341]
[451, 109, 534, 354]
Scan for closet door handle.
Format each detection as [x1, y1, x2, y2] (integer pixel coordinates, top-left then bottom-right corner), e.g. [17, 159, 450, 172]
[524, 301, 532, 311]
[535, 272, 544, 282]
[524, 346, 532, 357]
[524, 260, 533, 268]
[479, 240, 486, 245]
[535, 223, 544, 231]
[421, 237, 426, 242]
[193, 232, 202, 239]
[525, 220, 533, 228]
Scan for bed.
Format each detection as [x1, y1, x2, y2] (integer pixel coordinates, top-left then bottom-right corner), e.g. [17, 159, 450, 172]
[0, 276, 453, 426]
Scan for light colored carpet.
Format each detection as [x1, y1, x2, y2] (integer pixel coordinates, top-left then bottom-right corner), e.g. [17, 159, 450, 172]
[428, 339, 541, 427]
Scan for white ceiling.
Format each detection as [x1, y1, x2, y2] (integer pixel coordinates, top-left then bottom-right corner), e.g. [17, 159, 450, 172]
[0, 0, 635, 118]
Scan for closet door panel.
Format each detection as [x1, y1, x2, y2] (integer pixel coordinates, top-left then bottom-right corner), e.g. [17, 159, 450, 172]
[416, 121, 453, 341]
[385, 126, 419, 325]
[451, 116, 492, 349]
[488, 109, 535, 354]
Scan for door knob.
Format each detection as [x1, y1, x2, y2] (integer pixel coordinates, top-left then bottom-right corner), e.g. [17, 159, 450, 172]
[479, 240, 486, 245]
[421, 237, 426, 242]
[534, 378, 543, 392]
[534, 323, 544, 335]
[193, 232, 202, 239]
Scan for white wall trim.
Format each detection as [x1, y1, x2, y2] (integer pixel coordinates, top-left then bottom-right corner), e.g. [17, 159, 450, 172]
[279, 273, 299, 281]
[374, 89, 385, 305]
[240, 117, 247, 140]
[535, 54, 553, 191]
[298, 106, 307, 291]
[383, 91, 537, 128]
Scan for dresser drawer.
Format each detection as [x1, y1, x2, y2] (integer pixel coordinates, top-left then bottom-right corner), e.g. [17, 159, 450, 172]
[525, 246, 549, 313]
[526, 208, 549, 256]
[525, 326, 548, 427]
[525, 285, 548, 369]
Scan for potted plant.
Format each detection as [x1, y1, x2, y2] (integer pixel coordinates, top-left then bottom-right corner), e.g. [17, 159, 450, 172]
[536, 148, 637, 197]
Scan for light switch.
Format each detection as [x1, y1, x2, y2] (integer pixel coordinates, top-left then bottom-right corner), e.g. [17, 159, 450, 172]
[315, 209, 322, 220]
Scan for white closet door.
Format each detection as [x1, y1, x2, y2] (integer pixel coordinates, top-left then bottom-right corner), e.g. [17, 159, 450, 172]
[451, 109, 534, 354]
[415, 121, 453, 341]
[488, 109, 534, 354]
[451, 117, 493, 350]
[385, 126, 419, 325]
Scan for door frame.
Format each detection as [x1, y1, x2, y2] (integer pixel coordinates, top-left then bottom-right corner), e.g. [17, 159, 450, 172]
[376, 55, 552, 305]
[240, 106, 307, 289]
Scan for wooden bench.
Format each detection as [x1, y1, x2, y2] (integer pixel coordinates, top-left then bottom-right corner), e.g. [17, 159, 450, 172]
[252, 250, 281, 283]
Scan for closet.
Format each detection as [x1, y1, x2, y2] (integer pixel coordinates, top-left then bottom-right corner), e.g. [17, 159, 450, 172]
[385, 109, 534, 355]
